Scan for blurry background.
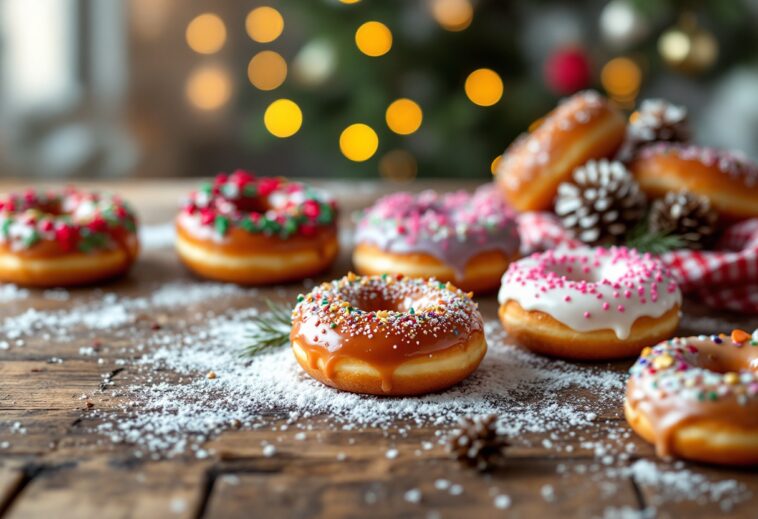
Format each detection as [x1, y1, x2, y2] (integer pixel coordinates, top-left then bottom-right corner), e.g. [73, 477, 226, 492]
[0, 0, 757, 180]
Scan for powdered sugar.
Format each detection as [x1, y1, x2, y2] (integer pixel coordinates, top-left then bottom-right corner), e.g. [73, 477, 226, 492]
[139, 222, 175, 251]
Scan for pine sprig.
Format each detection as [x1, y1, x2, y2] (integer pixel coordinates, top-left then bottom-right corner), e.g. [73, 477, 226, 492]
[625, 222, 686, 255]
[242, 300, 293, 357]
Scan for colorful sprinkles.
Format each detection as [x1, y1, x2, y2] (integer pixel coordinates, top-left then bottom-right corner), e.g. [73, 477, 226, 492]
[291, 273, 483, 350]
[629, 330, 758, 405]
[0, 188, 137, 253]
[180, 171, 337, 239]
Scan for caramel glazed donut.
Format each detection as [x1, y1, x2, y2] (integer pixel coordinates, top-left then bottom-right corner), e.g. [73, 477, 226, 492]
[625, 329, 758, 466]
[495, 90, 627, 212]
[176, 171, 339, 284]
[353, 186, 520, 293]
[290, 273, 487, 396]
[498, 247, 681, 360]
[0, 188, 139, 287]
[630, 143, 758, 220]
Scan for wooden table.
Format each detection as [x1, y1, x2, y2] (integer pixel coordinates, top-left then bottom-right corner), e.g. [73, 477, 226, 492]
[0, 180, 756, 519]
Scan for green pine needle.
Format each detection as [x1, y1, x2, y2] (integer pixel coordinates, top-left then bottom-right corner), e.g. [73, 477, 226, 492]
[625, 223, 687, 255]
[242, 300, 293, 357]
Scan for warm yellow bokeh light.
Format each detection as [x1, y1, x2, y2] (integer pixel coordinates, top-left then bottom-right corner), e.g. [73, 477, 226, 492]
[355, 21, 393, 57]
[464, 68, 503, 106]
[385, 99, 423, 135]
[186, 66, 232, 110]
[340, 0, 361, 3]
[601, 57, 642, 98]
[379, 149, 417, 182]
[340, 124, 379, 162]
[431, 0, 473, 32]
[186, 13, 226, 54]
[248, 51, 288, 91]
[246, 6, 284, 43]
[490, 155, 502, 175]
[264, 99, 303, 138]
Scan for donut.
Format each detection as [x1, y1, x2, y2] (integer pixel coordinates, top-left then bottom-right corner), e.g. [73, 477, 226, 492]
[495, 90, 627, 212]
[630, 143, 758, 220]
[497, 247, 681, 360]
[290, 273, 486, 396]
[625, 330, 758, 465]
[0, 188, 139, 287]
[353, 186, 520, 293]
[175, 171, 339, 284]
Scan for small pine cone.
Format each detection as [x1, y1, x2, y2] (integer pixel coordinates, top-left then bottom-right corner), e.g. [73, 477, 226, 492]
[618, 99, 690, 162]
[649, 191, 718, 250]
[446, 415, 509, 471]
[555, 159, 647, 245]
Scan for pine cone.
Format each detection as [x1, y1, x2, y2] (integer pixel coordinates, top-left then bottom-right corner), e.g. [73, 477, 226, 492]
[555, 159, 647, 245]
[445, 415, 509, 471]
[649, 191, 718, 250]
[618, 99, 690, 162]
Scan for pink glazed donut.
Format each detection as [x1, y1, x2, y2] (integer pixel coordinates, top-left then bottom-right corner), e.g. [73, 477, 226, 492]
[497, 247, 681, 360]
[352, 186, 520, 293]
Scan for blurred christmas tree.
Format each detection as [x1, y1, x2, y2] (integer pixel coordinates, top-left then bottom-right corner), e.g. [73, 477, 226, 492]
[236, 0, 758, 180]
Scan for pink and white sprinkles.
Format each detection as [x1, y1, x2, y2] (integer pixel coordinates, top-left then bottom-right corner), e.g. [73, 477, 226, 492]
[498, 247, 681, 339]
[355, 185, 520, 277]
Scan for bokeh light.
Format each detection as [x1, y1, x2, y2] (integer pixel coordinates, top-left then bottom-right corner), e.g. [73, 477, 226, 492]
[246, 6, 284, 43]
[293, 39, 337, 87]
[186, 13, 226, 55]
[248, 51, 288, 91]
[379, 149, 417, 182]
[264, 99, 303, 138]
[601, 57, 641, 100]
[339, 0, 361, 3]
[186, 65, 232, 110]
[340, 124, 379, 162]
[431, 0, 474, 32]
[490, 155, 502, 175]
[385, 99, 423, 135]
[464, 68, 503, 106]
[355, 21, 393, 57]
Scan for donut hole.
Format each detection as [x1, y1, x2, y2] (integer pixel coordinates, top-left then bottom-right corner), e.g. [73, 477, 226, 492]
[345, 290, 428, 315]
[230, 196, 270, 214]
[697, 352, 754, 374]
[549, 264, 602, 284]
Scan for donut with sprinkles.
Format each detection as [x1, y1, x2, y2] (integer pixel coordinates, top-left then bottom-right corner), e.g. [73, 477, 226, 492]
[495, 90, 627, 212]
[175, 171, 338, 284]
[0, 188, 138, 287]
[353, 186, 520, 293]
[497, 247, 681, 360]
[290, 273, 487, 396]
[625, 330, 758, 466]
[630, 143, 758, 220]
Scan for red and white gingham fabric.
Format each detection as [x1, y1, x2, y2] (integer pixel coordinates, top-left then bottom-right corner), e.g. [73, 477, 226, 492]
[516, 212, 758, 314]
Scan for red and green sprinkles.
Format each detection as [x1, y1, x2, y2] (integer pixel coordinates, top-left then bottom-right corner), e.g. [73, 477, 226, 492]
[0, 188, 137, 253]
[630, 330, 758, 406]
[181, 171, 336, 239]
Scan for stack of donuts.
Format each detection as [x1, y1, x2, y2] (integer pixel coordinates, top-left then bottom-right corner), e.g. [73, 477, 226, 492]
[2, 89, 756, 467]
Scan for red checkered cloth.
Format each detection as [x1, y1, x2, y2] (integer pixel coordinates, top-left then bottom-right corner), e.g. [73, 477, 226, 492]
[517, 212, 758, 314]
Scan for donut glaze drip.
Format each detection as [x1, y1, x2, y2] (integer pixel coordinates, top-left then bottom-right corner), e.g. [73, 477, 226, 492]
[290, 274, 484, 392]
[354, 185, 520, 279]
[498, 247, 681, 339]
[627, 332, 758, 457]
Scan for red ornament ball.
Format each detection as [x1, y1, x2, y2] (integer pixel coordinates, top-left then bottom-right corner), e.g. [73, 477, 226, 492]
[544, 47, 592, 94]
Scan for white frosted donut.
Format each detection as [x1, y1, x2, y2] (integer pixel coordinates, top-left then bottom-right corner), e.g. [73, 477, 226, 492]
[497, 247, 682, 360]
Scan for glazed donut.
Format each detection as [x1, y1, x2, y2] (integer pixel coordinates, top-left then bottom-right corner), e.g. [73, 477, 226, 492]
[0, 188, 139, 287]
[353, 186, 520, 293]
[630, 143, 758, 220]
[625, 330, 758, 466]
[496, 90, 626, 212]
[176, 171, 338, 284]
[290, 273, 486, 396]
[497, 247, 681, 360]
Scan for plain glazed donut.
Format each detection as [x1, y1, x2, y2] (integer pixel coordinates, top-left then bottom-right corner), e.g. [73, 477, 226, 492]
[625, 330, 758, 466]
[353, 186, 520, 293]
[496, 90, 627, 212]
[497, 247, 681, 360]
[290, 273, 487, 396]
[630, 143, 758, 220]
[0, 188, 139, 287]
[176, 171, 338, 285]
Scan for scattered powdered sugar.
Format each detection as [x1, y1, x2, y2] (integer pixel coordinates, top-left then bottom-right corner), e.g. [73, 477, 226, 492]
[0, 284, 29, 302]
[139, 223, 176, 251]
